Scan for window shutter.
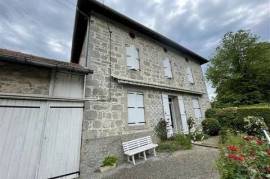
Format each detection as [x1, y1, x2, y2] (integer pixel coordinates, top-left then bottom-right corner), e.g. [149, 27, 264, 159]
[163, 58, 172, 78]
[128, 92, 145, 125]
[192, 98, 202, 120]
[187, 67, 194, 84]
[162, 94, 173, 138]
[126, 46, 134, 69]
[177, 96, 189, 134]
[126, 45, 139, 70]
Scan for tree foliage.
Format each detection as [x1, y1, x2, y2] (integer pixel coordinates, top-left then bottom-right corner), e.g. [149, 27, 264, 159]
[206, 30, 270, 107]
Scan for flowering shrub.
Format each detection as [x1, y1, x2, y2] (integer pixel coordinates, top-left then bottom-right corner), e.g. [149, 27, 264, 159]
[190, 129, 208, 142]
[187, 117, 196, 133]
[217, 134, 270, 179]
[243, 116, 268, 136]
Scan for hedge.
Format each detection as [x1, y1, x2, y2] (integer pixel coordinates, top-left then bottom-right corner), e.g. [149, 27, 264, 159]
[205, 106, 270, 131]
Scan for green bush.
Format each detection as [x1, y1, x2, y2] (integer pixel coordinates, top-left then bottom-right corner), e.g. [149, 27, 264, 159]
[102, 155, 118, 167]
[202, 118, 221, 136]
[208, 106, 270, 131]
[205, 108, 217, 118]
[154, 119, 167, 141]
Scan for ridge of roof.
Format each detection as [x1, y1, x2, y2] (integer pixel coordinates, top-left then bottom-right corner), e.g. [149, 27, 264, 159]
[71, 0, 208, 64]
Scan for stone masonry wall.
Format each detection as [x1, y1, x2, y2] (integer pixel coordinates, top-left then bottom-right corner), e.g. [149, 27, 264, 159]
[0, 62, 51, 95]
[79, 13, 210, 177]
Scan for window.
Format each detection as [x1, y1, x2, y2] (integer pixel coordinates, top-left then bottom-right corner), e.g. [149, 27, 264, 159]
[187, 67, 194, 84]
[163, 58, 172, 78]
[127, 92, 145, 125]
[192, 98, 202, 120]
[126, 45, 139, 70]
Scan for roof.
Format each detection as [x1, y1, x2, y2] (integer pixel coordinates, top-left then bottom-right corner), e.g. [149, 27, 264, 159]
[0, 48, 92, 74]
[71, 0, 208, 64]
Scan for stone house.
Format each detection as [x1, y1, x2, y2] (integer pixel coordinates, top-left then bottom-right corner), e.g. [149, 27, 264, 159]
[0, 49, 92, 179]
[71, 0, 210, 177]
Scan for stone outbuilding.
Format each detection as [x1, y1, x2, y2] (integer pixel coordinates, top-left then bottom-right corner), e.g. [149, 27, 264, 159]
[0, 49, 92, 179]
[71, 0, 210, 177]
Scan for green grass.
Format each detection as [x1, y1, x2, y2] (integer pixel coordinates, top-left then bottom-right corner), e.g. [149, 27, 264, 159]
[157, 134, 192, 152]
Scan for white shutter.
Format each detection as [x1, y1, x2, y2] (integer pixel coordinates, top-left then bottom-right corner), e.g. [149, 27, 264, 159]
[192, 98, 202, 120]
[163, 58, 172, 78]
[187, 67, 194, 84]
[162, 94, 173, 138]
[126, 46, 134, 69]
[126, 45, 139, 70]
[128, 92, 144, 125]
[178, 96, 189, 134]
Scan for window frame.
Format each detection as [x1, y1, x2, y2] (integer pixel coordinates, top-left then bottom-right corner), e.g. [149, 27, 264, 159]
[127, 91, 145, 126]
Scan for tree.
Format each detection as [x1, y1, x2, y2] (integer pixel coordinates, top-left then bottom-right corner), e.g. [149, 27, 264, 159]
[206, 30, 270, 107]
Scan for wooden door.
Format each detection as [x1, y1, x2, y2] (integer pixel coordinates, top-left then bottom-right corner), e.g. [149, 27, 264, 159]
[0, 100, 45, 179]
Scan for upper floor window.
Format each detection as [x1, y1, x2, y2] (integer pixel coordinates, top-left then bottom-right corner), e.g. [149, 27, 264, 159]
[126, 45, 139, 70]
[127, 91, 145, 125]
[187, 67, 194, 84]
[163, 58, 172, 78]
[192, 97, 202, 120]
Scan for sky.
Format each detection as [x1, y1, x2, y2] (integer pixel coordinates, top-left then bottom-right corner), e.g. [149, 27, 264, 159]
[0, 0, 269, 99]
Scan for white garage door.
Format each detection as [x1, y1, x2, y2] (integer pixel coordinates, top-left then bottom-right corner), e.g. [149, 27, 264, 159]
[0, 99, 83, 179]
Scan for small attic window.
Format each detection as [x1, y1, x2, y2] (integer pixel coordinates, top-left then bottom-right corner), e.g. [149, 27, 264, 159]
[185, 57, 189, 62]
[129, 32, 136, 39]
[163, 47, 167, 52]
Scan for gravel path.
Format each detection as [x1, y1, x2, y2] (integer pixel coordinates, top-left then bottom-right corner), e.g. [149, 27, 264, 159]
[93, 145, 220, 179]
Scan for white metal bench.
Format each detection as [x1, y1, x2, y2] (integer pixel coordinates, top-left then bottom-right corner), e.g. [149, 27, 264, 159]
[122, 136, 158, 165]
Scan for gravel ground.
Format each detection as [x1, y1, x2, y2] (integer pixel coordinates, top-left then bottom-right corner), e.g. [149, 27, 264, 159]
[91, 145, 220, 179]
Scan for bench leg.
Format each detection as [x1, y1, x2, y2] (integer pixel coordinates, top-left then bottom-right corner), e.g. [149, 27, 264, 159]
[153, 148, 157, 157]
[143, 151, 147, 160]
[127, 155, 130, 162]
[132, 155, 136, 165]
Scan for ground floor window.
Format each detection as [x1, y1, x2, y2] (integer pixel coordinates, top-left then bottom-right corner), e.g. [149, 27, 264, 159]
[127, 91, 145, 125]
[192, 97, 202, 120]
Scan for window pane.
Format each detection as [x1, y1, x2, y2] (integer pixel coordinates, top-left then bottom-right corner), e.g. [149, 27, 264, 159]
[128, 108, 137, 124]
[136, 108, 145, 123]
[128, 93, 136, 107]
[128, 108, 145, 124]
[136, 94, 144, 107]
